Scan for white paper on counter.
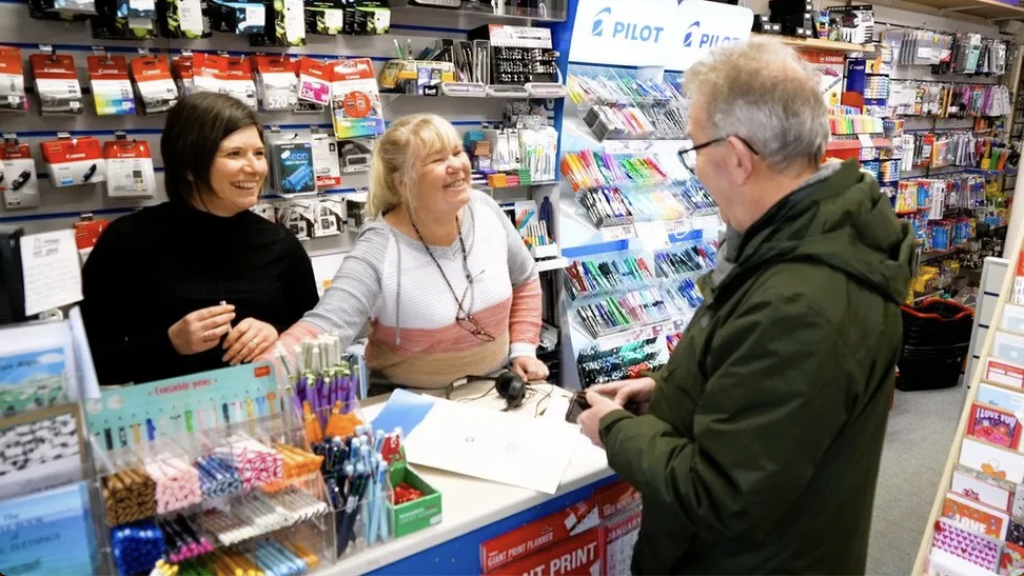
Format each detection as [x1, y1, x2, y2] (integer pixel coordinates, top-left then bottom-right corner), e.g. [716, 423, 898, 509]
[403, 397, 579, 494]
[20, 230, 82, 316]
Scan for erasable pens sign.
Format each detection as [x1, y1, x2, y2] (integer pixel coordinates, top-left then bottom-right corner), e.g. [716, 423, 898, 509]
[84, 363, 278, 448]
[567, 0, 753, 71]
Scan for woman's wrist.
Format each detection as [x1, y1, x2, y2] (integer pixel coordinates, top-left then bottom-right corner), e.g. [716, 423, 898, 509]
[509, 342, 537, 359]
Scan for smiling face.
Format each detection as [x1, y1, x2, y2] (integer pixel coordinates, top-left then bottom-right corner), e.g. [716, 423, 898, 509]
[199, 125, 267, 216]
[411, 142, 473, 217]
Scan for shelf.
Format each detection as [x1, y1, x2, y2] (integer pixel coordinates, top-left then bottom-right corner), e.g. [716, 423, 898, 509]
[535, 257, 569, 273]
[884, 0, 1024, 19]
[826, 138, 892, 151]
[920, 247, 961, 262]
[753, 33, 876, 54]
[389, 0, 566, 22]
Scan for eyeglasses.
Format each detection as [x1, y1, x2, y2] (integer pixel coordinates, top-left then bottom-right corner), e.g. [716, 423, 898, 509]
[677, 135, 760, 172]
[456, 282, 496, 343]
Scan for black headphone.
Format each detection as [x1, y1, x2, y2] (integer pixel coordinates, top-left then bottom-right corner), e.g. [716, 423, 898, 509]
[448, 371, 528, 411]
[494, 371, 527, 410]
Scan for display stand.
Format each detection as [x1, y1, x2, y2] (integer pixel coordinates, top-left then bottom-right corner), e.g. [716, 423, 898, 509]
[913, 224, 1024, 574]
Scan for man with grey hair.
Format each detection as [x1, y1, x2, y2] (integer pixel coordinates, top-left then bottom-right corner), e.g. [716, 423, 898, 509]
[577, 37, 913, 574]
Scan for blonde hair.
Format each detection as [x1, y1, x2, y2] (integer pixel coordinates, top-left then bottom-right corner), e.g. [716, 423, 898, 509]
[366, 114, 463, 218]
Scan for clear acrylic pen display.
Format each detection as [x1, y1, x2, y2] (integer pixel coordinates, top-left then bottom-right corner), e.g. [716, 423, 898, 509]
[90, 409, 336, 575]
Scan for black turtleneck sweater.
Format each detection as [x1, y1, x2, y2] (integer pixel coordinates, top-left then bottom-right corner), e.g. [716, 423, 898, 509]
[81, 201, 319, 386]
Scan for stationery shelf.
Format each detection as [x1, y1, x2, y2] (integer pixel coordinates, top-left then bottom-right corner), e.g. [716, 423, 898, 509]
[893, 0, 1024, 19]
[753, 34, 876, 54]
[826, 138, 892, 151]
[389, 0, 568, 23]
[535, 257, 570, 273]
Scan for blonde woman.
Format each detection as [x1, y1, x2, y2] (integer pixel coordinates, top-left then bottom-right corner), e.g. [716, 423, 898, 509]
[276, 114, 548, 390]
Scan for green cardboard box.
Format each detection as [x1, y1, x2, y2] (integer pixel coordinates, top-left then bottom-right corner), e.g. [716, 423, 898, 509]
[387, 459, 441, 538]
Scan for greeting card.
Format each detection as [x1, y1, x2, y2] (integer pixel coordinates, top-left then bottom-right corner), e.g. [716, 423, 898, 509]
[942, 491, 1009, 540]
[968, 403, 1023, 450]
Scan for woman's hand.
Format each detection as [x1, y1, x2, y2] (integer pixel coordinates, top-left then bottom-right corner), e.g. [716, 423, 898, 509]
[168, 304, 236, 355]
[511, 356, 549, 382]
[222, 318, 278, 366]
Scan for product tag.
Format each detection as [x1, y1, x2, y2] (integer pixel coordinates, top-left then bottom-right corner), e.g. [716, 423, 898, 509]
[634, 220, 669, 250]
[601, 224, 635, 242]
[858, 134, 874, 148]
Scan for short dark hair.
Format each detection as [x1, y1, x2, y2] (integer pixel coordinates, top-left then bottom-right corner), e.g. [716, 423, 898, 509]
[160, 92, 264, 206]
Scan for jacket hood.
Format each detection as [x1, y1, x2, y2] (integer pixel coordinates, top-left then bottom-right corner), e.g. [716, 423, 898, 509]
[714, 159, 913, 304]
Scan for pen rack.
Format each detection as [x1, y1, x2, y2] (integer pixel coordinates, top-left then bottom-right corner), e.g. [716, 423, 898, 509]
[576, 337, 666, 388]
[566, 66, 689, 141]
[91, 411, 336, 576]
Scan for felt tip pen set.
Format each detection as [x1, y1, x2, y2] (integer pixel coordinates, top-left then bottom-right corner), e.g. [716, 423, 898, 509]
[560, 150, 674, 192]
[576, 338, 665, 388]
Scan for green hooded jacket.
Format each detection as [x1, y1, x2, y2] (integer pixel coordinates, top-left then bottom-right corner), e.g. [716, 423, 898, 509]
[599, 160, 914, 575]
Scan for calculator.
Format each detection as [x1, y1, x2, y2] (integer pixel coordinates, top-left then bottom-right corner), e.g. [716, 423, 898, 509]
[411, 0, 462, 7]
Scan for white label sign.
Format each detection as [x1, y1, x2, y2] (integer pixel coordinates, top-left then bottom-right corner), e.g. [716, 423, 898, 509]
[569, 0, 753, 70]
[567, 0, 677, 68]
[667, 0, 753, 71]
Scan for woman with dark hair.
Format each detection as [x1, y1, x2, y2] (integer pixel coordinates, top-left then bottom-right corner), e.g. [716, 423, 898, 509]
[82, 92, 318, 386]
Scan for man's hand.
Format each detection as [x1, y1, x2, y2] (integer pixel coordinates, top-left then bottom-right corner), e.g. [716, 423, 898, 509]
[222, 318, 278, 366]
[589, 377, 656, 414]
[511, 356, 549, 382]
[578, 389, 628, 448]
[168, 304, 236, 355]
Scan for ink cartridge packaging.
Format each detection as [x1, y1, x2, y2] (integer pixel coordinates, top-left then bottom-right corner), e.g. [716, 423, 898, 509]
[253, 54, 299, 111]
[88, 55, 137, 116]
[0, 47, 28, 114]
[131, 55, 179, 115]
[104, 139, 156, 198]
[0, 142, 40, 210]
[158, 0, 212, 38]
[30, 53, 84, 115]
[41, 136, 107, 187]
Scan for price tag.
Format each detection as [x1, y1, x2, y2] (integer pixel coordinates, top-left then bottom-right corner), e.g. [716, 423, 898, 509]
[604, 140, 653, 155]
[691, 215, 723, 236]
[601, 224, 635, 242]
[666, 219, 691, 236]
[858, 134, 874, 148]
[634, 220, 669, 250]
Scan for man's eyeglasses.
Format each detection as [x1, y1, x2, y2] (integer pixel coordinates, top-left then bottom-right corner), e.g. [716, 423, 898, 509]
[677, 135, 760, 172]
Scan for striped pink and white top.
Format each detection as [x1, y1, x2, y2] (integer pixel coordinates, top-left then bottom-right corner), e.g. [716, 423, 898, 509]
[282, 190, 542, 389]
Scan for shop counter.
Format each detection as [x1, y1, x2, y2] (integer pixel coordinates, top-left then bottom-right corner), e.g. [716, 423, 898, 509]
[327, 383, 617, 575]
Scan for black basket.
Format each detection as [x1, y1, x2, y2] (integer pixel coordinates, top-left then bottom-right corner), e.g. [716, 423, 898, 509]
[896, 299, 974, 391]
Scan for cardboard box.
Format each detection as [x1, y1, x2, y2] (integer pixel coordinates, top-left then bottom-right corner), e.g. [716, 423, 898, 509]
[387, 460, 441, 539]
